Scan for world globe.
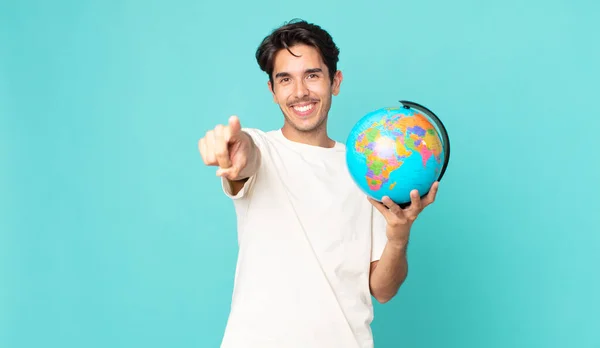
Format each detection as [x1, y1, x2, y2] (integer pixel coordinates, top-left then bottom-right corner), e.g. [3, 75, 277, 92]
[345, 100, 450, 208]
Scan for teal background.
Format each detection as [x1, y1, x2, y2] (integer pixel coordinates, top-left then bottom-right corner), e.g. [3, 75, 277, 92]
[1, 0, 599, 347]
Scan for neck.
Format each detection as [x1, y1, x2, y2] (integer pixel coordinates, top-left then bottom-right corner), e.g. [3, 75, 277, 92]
[281, 122, 335, 148]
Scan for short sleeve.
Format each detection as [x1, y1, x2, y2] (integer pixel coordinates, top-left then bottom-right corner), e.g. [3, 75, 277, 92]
[371, 206, 388, 262]
[221, 173, 257, 200]
[220, 128, 266, 200]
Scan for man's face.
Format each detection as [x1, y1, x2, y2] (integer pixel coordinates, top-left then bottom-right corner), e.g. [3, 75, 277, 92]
[268, 44, 342, 133]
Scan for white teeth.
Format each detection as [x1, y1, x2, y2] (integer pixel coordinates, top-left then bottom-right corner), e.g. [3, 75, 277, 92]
[293, 104, 314, 112]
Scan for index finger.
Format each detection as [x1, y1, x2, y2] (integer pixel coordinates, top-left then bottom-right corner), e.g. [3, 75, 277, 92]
[225, 115, 242, 142]
[214, 125, 232, 168]
[382, 196, 404, 217]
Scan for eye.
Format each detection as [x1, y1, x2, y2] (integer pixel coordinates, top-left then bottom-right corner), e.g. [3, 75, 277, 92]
[280, 77, 290, 83]
[307, 73, 318, 79]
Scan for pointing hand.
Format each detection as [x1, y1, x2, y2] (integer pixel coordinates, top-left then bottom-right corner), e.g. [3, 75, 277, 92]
[198, 116, 252, 181]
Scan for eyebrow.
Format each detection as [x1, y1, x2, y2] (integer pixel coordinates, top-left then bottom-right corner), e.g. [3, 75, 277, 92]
[274, 68, 323, 79]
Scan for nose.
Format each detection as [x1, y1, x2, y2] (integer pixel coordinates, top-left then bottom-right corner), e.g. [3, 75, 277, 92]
[294, 79, 309, 98]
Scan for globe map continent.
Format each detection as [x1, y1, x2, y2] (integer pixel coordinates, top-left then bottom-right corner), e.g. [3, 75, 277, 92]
[353, 109, 444, 193]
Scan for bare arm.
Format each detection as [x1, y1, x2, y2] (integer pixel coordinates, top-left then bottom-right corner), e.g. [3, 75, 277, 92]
[369, 241, 408, 303]
[367, 182, 439, 303]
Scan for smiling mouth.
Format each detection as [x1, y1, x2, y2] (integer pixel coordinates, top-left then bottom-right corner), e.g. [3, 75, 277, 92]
[293, 103, 314, 112]
[290, 102, 317, 117]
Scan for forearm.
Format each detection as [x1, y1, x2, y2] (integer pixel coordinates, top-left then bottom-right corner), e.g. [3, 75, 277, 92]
[367, 183, 439, 303]
[369, 239, 408, 303]
[237, 131, 261, 179]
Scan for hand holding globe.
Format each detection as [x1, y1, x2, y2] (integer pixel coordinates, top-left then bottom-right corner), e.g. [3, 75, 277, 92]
[346, 100, 450, 245]
[369, 181, 439, 247]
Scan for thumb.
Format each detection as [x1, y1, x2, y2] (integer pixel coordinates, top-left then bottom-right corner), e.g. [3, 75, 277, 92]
[368, 197, 389, 217]
[226, 115, 242, 142]
[216, 165, 241, 180]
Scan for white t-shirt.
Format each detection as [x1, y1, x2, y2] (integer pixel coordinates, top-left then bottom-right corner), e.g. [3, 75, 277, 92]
[219, 128, 388, 348]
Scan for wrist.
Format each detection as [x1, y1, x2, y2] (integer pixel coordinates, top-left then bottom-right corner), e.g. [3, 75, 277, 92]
[387, 239, 408, 252]
[237, 132, 260, 179]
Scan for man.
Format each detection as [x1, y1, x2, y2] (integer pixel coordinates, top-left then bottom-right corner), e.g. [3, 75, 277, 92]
[198, 19, 439, 348]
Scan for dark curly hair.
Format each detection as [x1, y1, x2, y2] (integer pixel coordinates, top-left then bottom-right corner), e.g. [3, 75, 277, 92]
[255, 19, 340, 85]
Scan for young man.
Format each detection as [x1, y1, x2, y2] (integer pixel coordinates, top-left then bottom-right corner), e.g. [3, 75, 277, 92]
[198, 19, 439, 348]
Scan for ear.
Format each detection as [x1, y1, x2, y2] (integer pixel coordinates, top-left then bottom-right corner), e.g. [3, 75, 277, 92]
[331, 70, 343, 96]
[267, 80, 277, 103]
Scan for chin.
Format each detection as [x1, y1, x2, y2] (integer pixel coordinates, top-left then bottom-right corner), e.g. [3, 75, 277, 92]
[289, 116, 325, 133]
